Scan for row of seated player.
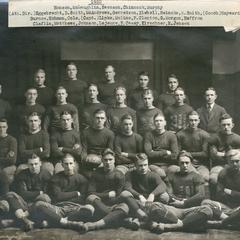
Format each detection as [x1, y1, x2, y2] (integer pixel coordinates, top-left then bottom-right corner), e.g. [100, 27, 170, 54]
[1, 65, 226, 137]
[2, 84, 224, 136]
[0, 109, 238, 200]
[0, 149, 239, 233]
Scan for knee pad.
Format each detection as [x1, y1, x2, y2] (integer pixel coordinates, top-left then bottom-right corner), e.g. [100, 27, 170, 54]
[83, 204, 95, 215]
[198, 205, 213, 218]
[34, 200, 51, 209]
[150, 204, 178, 224]
[6, 191, 19, 200]
[120, 190, 133, 199]
[114, 203, 129, 215]
[201, 199, 222, 219]
[35, 193, 51, 203]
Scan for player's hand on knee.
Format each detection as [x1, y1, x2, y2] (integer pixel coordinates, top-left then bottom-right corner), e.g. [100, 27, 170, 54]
[139, 195, 147, 205]
[109, 191, 116, 198]
[147, 193, 154, 202]
[224, 188, 232, 195]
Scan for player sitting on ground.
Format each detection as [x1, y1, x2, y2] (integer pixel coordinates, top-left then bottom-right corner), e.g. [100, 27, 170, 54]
[121, 153, 169, 230]
[79, 148, 129, 233]
[6, 154, 51, 231]
[177, 111, 210, 185]
[33, 153, 94, 231]
[166, 151, 206, 208]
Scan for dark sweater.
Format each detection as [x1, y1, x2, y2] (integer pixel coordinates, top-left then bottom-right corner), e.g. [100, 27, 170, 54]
[158, 92, 190, 112]
[0, 170, 9, 198]
[81, 102, 107, 130]
[82, 127, 114, 155]
[48, 171, 88, 203]
[51, 129, 83, 161]
[60, 79, 87, 110]
[0, 98, 12, 119]
[137, 107, 163, 136]
[124, 170, 166, 198]
[167, 171, 205, 207]
[36, 86, 55, 107]
[216, 166, 240, 208]
[0, 135, 17, 167]
[88, 167, 125, 199]
[128, 87, 158, 111]
[98, 82, 121, 106]
[144, 130, 178, 165]
[44, 103, 79, 132]
[18, 130, 50, 163]
[177, 128, 210, 165]
[15, 103, 46, 131]
[209, 132, 240, 166]
[107, 106, 137, 133]
[165, 103, 193, 132]
[114, 132, 143, 165]
[14, 168, 51, 202]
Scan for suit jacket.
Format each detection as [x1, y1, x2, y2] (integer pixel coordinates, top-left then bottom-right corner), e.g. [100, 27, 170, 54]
[197, 103, 226, 134]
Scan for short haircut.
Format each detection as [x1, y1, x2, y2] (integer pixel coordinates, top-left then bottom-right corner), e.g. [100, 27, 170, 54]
[28, 153, 40, 162]
[102, 148, 115, 158]
[175, 87, 185, 94]
[138, 71, 149, 78]
[225, 149, 240, 161]
[93, 109, 106, 117]
[60, 111, 73, 118]
[168, 73, 178, 81]
[25, 87, 37, 94]
[178, 150, 193, 161]
[115, 86, 126, 94]
[0, 118, 8, 124]
[62, 153, 75, 162]
[120, 114, 133, 123]
[205, 87, 216, 95]
[135, 153, 148, 163]
[56, 86, 67, 92]
[105, 65, 115, 72]
[153, 112, 165, 121]
[66, 62, 77, 69]
[88, 83, 98, 90]
[27, 112, 41, 120]
[143, 89, 154, 97]
[219, 113, 233, 123]
[35, 69, 45, 76]
[187, 111, 199, 119]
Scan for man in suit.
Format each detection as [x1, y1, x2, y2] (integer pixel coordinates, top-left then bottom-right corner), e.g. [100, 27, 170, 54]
[197, 87, 227, 134]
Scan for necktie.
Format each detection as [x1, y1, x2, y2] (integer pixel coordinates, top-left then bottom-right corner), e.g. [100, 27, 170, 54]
[207, 105, 211, 119]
